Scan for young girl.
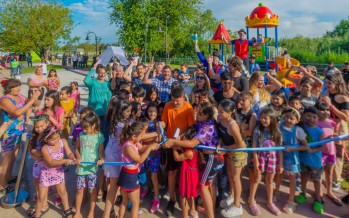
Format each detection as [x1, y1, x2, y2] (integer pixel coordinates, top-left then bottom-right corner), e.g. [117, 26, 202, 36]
[217, 99, 246, 217]
[34, 128, 76, 218]
[71, 107, 96, 149]
[27, 115, 50, 217]
[36, 90, 65, 131]
[130, 101, 142, 122]
[269, 89, 288, 121]
[317, 103, 342, 206]
[46, 69, 60, 91]
[74, 113, 105, 218]
[275, 108, 307, 214]
[144, 86, 161, 105]
[70, 82, 80, 114]
[164, 102, 223, 218]
[102, 99, 131, 218]
[248, 108, 282, 216]
[118, 121, 159, 218]
[173, 125, 199, 218]
[60, 86, 75, 139]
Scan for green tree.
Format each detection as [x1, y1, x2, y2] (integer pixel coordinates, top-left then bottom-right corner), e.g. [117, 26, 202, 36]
[0, 0, 73, 59]
[109, 0, 218, 60]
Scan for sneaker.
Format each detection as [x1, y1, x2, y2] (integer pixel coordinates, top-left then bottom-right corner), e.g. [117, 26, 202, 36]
[220, 195, 234, 208]
[296, 181, 301, 192]
[267, 203, 281, 216]
[221, 204, 243, 217]
[332, 181, 341, 191]
[163, 191, 170, 201]
[295, 193, 308, 204]
[140, 187, 149, 198]
[249, 203, 261, 216]
[150, 199, 160, 213]
[165, 200, 175, 216]
[159, 185, 166, 191]
[313, 200, 324, 214]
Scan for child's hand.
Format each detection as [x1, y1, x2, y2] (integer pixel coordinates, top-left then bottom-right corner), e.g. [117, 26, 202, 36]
[163, 139, 174, 148]
[64, 159, 74, 165]
[76, 158, 82, 165]
[215, 144, 226, 155]
[150, 143, 159, 151]
[277, 165, 284, 174]
[97, 158, 104, 166]
[285, 146, 292, 152]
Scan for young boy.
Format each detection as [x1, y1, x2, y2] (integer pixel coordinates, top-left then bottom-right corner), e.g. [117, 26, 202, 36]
[288, 95, 303, 111]
[295, 106, 325, 214]
[160, 86, 196, 216]
[293, 77, 318, 108]
[238, 91, 257, 145]
[60, 86, 75, 139]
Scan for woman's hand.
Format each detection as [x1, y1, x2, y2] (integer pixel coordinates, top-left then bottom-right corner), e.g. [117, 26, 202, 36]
[97, 158, 104, 166]
[320, 95, 332, 106]
[30, 88, 41, 100]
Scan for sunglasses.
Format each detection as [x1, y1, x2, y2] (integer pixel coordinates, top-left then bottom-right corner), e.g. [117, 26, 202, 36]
[196, 76, 205, 80]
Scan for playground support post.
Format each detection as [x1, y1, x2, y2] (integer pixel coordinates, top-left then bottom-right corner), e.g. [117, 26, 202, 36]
[275, 26, 279, 71]
[264, 25, 269, 71]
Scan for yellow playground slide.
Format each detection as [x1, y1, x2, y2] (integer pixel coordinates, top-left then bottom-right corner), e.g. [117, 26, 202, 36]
[274, 57, 301, 88]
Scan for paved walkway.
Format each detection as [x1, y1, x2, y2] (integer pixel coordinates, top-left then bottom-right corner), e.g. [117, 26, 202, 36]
[0, 69, 348, 218]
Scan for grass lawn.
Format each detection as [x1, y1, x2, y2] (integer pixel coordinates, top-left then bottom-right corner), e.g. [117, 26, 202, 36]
[21, 65, 66, 74]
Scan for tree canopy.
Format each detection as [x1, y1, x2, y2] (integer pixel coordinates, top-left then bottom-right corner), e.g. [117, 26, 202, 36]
[0, 0, 73, 59]
[109, 0, 219, 61]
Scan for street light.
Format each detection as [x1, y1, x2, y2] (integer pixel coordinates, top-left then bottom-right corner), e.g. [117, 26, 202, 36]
[144, 17, 162, 63]
[86, 31, 98, 55]
[165, 15, 170, 64]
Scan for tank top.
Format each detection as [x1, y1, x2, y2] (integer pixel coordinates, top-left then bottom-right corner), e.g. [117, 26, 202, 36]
[30, 74, 46, 86]
[45, 140, 64, 163]
[217, 120, 245, 159]
[121, 141, 139, 169]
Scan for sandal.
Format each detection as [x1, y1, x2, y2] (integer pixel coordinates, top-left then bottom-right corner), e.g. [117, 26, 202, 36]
[63, 207, 74, 218]
[249, 202, 261, 216]
[190, 210, 199, 218]
[30, 208, 49, 218]
[267, 203, 281, 216]
[283, 201, 296, 214]
[295, 193, 307, 204]
[115, 195, 122, 205]
[326, 194, 343, 206]
[313, 200, 324, 214]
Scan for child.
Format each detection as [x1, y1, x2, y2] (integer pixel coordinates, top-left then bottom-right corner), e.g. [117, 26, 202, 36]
[102, 99, 131, 217]
[173, 125, 199, 218]
[248, 108, 282, 216]
[46, 69, 60, 91]
[118, 121, 159, 218]
[130, 101, 142, 122]
[276, 108, 308, 214]
[71, 107, 96, 149]
[217, 99, 247, 217]
[237, 91, 257, 146]
[144, 86, 161, 105]
[293, 77, 318, 107]
[160, 86, 196, 217]
[59, 86, 75, 139]
[74, 113, 105, 218]
[34, 128, 76, 218]
[143, 102, 162, 213]
[36, 90, 65, 131]
[70, 82, 80, 114]
[269, 89, 288, 121]
[295, 106, 325, 213]
[27, 115, 50, 217]
[132, 86, 146, 112]
[288, 95, 303, 112]
[317, 103, 343, 206]
[178, 63, 190, 83]
[164, 102, 222, 218]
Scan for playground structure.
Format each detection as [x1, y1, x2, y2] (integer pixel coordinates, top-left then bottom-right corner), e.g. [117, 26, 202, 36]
[244, 2, 301, 87]
[207, 21, 232, 61]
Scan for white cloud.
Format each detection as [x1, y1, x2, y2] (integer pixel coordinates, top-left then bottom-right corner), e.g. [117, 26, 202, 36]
[203, 0, 348, 38]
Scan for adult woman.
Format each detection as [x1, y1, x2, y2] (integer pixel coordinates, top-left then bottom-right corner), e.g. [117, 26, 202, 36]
[0, 79, 40, 193]
[27, 66, 47, 119]
[214, 73, 240, 106]
[249, 71, 282, 119]
[320, 74, 349, 190]
[183, 70, 212, 104]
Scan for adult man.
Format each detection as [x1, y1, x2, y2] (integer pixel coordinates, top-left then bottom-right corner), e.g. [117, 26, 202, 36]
[249, 55, 260, 73]
[223, 29, 261, 73]
[341, 62, 349, 88]
[72, 53, 78, 69]
[143, 65, 176, 102]
[26, 53, 32, 67]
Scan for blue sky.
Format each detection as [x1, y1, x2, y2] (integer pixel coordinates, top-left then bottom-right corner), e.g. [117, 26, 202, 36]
[63, 0, 349, 44]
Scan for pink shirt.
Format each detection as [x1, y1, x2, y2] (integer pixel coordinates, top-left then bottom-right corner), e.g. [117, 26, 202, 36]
[37, 107, 65, 128]
[121, 141, 140, 169]
[317, 119, 336, 155]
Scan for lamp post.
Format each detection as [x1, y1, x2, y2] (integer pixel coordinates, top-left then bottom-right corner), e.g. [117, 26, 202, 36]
[144, 17, 162, 63]
[165, 15, 170, 64]
[86, 31, 98, 55]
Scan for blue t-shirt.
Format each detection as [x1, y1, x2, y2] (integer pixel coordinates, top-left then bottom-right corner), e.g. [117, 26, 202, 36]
[300, 125, 323, 168]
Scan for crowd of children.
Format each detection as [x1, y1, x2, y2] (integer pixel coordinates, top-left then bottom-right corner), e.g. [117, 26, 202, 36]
[0, 53, 349, 218]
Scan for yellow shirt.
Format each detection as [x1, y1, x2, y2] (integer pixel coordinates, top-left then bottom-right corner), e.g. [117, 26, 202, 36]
[60, 98, 75, 138]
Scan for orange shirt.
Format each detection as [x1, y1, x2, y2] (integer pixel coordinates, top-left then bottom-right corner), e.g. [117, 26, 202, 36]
[161, 101, 196, 138]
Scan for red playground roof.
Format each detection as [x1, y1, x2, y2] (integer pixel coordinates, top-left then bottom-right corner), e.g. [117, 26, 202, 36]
[209, 21, 232, 44]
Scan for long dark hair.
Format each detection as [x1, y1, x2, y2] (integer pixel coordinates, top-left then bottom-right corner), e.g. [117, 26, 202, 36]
[219, 99, 244, 137]
[81, 113, 101, 132]
[29, 114, 50, 150]
[107, 99, 131, 136]
[145, 101, 158, 121]
[259, 108, 282, 145]
[44, 90, 61, 115]
[145, 86, 160, 104]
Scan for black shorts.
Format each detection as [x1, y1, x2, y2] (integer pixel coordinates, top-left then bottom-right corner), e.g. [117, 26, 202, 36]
[166, 148, 181, 171]
[199, 153, 224, 186]
[28, 87, 45, 101]
[117, 167, 140, 192]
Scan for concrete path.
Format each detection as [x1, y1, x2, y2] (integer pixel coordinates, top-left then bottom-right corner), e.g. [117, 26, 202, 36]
[0, 69, 348, 218]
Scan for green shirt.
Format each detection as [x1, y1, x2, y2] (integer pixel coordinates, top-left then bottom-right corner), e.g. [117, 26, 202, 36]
[77, 132, 104, 175]
[11, 61, 19, 68]
[83, 69, 112, 116]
